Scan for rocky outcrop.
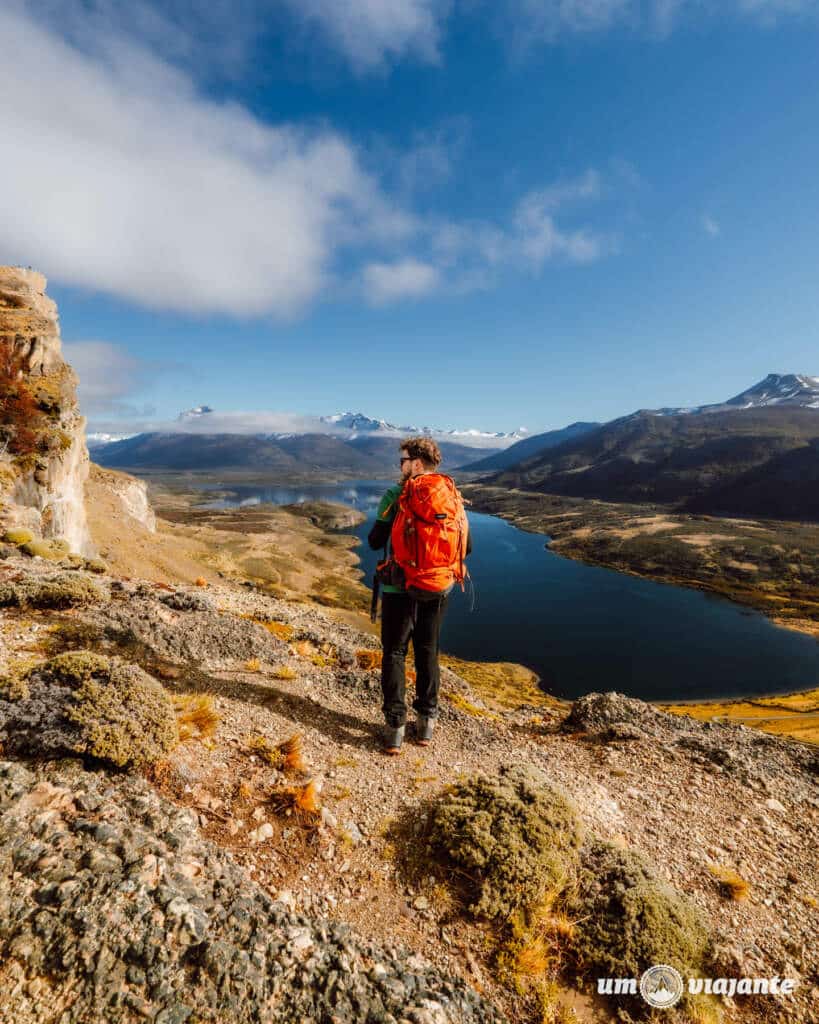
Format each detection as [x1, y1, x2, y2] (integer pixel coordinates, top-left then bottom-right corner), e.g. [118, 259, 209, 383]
[0, 267, 92, 555]
[0, 760, 504, 1024]
[88, 465, 156, 533]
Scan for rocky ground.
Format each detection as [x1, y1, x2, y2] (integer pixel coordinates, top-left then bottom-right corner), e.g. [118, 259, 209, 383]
[1, 543, 817, 1024]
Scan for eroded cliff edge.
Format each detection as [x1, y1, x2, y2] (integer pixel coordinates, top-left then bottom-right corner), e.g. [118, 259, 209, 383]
[0, 268, 92, 554]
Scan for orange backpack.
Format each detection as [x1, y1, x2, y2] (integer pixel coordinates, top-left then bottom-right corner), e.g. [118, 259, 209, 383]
[391, 473, 470, 594]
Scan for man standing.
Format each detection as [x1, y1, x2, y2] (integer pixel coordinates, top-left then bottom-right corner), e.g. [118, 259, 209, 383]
[368, 437, 471, 754]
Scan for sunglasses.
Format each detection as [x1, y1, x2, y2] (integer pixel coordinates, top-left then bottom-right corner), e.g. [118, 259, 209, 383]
[400, 456, 413, 465]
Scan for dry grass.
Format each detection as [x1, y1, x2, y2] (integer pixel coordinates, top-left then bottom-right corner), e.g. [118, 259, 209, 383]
[708, 864, 750, 901]
[662, 687, 819, 745]
[685, 994, 725, 1024]
[271, 665, 297, 680]
[356, 648, 382, 670]
[244, 658, 261, 672]
[260, 619, 294, 641]
[245, 732, 306, 775]
[440, 654, 561, 713]
[269, 779, 321, 825]
[278, 732, 306, 774]
[173, 694, 220, 742]
[446, 691, 500, 720]
[514, 936, 553, 978]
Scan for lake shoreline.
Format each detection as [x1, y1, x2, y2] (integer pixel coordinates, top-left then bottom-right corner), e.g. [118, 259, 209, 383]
[458, 483, 819, 743]
[460, 482, 819, 641]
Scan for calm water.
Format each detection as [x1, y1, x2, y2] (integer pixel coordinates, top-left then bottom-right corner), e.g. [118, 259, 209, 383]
[202, 480, 819, 702]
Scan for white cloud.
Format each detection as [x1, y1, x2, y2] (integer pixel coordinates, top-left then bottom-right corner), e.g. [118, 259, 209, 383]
[363, 259, 441, 303]
[521, 169, 602, 210]
[497, 0, 818, 44]
[63, 340, 158, 415]
[516, 199, 605, 265]
[511, 0, 633, 41]
[428, 170, 611, 281]
[281, 0, 450, 70]
[0, 8, 617, 317]
[513, 170, 606, 266]
[0, 5, 413, 317]
[702, 214, 721, 236]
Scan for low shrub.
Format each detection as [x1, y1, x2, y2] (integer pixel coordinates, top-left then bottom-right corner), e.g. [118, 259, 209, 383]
[3, 528, 34, 545]
[0, 650, 178, 769]
[570, 840, 711, 981]
[20, 538, 71, 560]
[425, 763, 582, 921]
[0, 673, 31, 701]
[0, 573, 103, 609]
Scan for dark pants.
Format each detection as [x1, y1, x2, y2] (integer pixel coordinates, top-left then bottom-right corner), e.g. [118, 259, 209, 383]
[380, 591, 449, 727]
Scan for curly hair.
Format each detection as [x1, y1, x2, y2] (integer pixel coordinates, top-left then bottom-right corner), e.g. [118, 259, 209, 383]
[400, 435, 442, 469]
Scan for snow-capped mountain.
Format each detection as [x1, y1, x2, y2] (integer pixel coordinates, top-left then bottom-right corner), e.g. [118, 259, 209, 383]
[646, 374, 819, 417]
[320, 411, 527, 447]
[721, 373, 819, 410]
[87, 407, 525, 451]
[86, 432, 136, 448]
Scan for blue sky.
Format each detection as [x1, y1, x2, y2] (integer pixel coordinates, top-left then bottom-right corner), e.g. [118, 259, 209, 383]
[2, 1, 818, 436]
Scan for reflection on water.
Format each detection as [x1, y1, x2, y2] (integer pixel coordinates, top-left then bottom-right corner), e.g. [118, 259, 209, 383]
[201, 479, 819, 702]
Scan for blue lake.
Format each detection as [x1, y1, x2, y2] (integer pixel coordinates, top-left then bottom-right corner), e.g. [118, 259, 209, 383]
[202, 480, 819, 702]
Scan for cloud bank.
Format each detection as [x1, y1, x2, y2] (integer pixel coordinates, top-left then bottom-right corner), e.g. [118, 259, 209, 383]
[0, 5, 616, 316]
[0, 5, 413, 317]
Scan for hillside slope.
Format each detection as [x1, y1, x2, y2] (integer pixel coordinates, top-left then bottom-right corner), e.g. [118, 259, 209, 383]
[486, 407, 819, 515]
[1, 541, 816, 1024]
[460, 422, 600, 473]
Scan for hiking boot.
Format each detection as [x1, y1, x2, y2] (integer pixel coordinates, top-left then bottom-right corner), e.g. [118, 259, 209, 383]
[415, 715, 435, 746]
[382, 724, 405, 755]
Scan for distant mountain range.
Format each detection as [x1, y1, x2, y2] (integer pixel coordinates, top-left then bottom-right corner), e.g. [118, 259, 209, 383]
[170, 407, 527, 447]
[483, 375, 819, 520]
[461, 422, 601, 472]
[318, 411, 526, 444]
[92, 431, 486, 474]
[91, 375, 819, 519]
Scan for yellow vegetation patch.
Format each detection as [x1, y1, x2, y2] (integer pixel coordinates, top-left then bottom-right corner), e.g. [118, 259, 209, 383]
[446, 691, 501, 720]
[271, 665, 297, 680]
[708, 864, 750, 901]
[292, 638, 337, 667]
[245, 732, 306, 774]
[441, 654, 563, 712]
[173, 694, 220, 742]
[662, 687, 819, 745]
[678, 533, 736, 547]
[260, 620, 294, 641]
[244, 658, 261, 673]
